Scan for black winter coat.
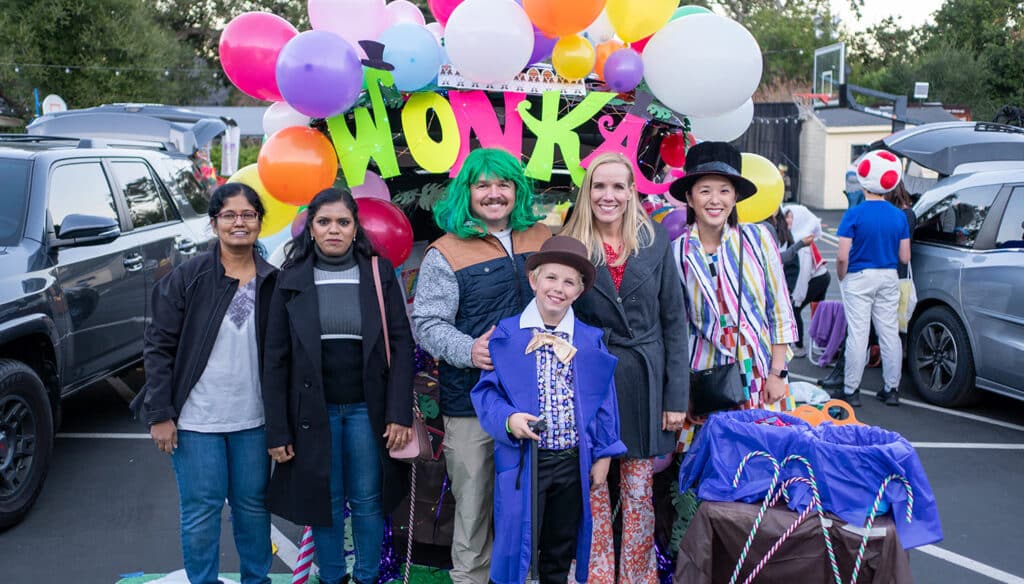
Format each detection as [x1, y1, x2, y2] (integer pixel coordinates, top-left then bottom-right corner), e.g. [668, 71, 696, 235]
[262, 253, 415, 526]
[132, 246, 277, 425]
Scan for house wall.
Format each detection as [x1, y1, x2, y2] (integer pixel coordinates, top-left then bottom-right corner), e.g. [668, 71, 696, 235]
[821, 126, 891, 209]
[798, 116, 827, 208]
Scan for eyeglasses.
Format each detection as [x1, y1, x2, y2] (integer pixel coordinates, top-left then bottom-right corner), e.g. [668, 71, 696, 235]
[215, 211, 260, 223]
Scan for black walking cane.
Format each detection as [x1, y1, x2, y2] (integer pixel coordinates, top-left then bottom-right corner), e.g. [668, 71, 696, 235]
[526, 417, 548, 584]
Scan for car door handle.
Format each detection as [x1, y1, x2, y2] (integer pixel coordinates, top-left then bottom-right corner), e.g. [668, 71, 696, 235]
[175, 237, 198, 255]
[123, 254, 144, 273]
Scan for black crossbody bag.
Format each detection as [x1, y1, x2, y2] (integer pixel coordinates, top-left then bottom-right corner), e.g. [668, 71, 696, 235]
[685, 229, 748, 417]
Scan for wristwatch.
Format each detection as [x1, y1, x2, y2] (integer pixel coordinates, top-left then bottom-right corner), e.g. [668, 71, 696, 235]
[770, 367, 789, 379]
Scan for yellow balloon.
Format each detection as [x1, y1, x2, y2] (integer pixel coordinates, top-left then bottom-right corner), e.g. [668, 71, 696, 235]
[552, 34, 596, 81]
[737, 153, 785, 223]
[606, 0, 678, 43]
[228, 163, 300, 238]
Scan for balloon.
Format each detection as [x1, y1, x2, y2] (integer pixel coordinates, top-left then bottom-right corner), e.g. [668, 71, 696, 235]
[523, 0, 607, 38]
[386, 0, 426, 26]
[425, 21, 445, 43]
[352, 170, 391, 200]
[582, 10, 615, 44]
[262, 101, 311, 136]
[379, 23, 442, 91]
[529, 29, 558, 64]
[605, 0, 676, 43]
[660, 133, 687, 168]
[688, 98, 754, 142]
[737, 153, 785, 223]
[594, 40, 625, 80]
[446, 0, 534, 84]
[291, 209, 309, 238]
[673, 5, 713, 19]
[630, 34, 652, 53]
[357, 198, 414, 266]
[257, 126, 338, 206]
[653, 452, 673, 474]
[276, 30, 363, 118]
[219, 12, 298, 102]
[427, 0, 465, 26]
[552, 34, 596, 81]
[660, 209, 688, 240]
[227, 164, 300, 238]
[643, 14, 762, 117]
[603, 48, 643, 92]
[309, 0, 389, 46]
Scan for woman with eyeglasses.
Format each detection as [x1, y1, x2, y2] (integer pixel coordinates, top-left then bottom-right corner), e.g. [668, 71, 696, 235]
[262, 187, 415, 584]
[132, 183, 278, 584]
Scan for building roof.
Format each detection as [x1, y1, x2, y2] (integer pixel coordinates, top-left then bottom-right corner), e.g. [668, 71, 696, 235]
[813, 105, 958, 128]
[186, 106, 267, 137]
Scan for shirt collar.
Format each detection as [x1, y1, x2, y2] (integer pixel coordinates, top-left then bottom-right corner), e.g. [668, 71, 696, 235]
[519, 299, 574, 343]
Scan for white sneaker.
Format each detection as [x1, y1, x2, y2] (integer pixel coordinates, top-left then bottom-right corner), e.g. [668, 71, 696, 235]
[791, 346, 807, 358]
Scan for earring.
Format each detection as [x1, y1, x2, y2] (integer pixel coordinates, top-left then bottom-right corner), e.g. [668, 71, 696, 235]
[310, 234, 314, 241]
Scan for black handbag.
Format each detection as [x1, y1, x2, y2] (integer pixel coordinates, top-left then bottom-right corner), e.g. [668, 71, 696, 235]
[685, 229, 749, 417]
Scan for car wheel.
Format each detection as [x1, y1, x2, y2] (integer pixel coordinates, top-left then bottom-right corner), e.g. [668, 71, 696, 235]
[908, 306, 979, 407]
[0, 359, 54, 530]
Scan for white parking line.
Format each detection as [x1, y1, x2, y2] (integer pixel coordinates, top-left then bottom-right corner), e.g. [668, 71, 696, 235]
[270, 524, 301, 571]
[910, 442, 1024, 450]
[916, 545, 1024, 583]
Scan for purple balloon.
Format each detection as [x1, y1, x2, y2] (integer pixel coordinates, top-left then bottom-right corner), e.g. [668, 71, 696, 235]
[529, 29, 557, 65]
[275, 30, 363, 119]
[604, 48, 644, 93]
[661, 209, 688, 241]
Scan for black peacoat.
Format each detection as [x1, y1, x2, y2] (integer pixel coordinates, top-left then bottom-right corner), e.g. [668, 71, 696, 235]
[573, 222, 690, 459]
[262, 252, 415, 527]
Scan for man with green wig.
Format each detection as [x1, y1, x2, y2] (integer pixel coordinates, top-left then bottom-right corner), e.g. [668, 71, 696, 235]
[412, 148, 550, 583]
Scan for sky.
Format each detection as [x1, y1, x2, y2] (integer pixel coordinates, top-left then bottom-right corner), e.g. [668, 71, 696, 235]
[830, 0, 946, 31]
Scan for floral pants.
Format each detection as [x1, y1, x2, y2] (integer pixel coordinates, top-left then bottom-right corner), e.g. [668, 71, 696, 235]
[588, 458, 658, 584]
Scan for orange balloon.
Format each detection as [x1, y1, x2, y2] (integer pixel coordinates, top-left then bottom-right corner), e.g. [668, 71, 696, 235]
[257, 126, 338, 207]
[523, 0, 607, 38]
[594, 39, 625, 79]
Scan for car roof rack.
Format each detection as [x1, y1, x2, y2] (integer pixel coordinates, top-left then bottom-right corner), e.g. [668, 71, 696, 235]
[974, 122, 1024, 135]
[0, 134, 173, 151]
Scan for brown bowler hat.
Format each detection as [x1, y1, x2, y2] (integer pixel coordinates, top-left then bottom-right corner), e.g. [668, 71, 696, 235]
[525, 236, 596, 293]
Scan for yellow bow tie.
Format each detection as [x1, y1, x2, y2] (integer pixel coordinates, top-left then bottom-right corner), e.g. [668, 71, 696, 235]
[525, 331, 576, 365]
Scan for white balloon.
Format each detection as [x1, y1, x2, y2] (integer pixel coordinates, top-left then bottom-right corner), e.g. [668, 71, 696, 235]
[583, 10, 615, 44]
[425, 21, 444, 44]
[445, 0, 534, 84]
[262, 101, 312, 136]
[688, 98, 754, 142]
[643, 14, 762, 117]
[386, 0, 426, 26]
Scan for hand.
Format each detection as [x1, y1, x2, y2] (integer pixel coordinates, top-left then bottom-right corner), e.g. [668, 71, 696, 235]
[384, 423, 412, 450]
[150, 420, 177, 454]
[662, 410, 686, 432]
[507, 412, 541, 441]
[268, 444, 295, 464]
[590, 457, 611, 486]
[471, 326, 496, 370]
[801, 234, 815, 246]
[764, 373, 788, 404]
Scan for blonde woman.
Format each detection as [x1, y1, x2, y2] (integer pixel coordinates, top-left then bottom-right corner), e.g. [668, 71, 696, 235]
[562, 152, 689, 583]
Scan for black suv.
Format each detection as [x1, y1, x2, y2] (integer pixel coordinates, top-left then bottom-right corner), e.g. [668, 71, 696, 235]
[0, 135, 215, 528]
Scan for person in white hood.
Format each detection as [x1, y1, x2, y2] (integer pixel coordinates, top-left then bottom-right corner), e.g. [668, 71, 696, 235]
[784, 205, 831, 357]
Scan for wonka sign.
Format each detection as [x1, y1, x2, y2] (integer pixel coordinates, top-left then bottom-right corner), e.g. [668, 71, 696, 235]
[325, 69, 675, 195]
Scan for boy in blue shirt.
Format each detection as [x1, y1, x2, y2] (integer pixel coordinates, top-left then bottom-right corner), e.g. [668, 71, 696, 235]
[836, 150, 911, 406]
[471, 236, 626, 584]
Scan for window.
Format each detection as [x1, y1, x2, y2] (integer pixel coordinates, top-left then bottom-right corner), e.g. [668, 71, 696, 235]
[48, 163, 118, 238]
[162, 158, 211, 215]
[111, 161, 177, 228]
[914, 184, 1000, 248]
[995, 188, 1024, 249]
[0, 159, 30, 245]
[850, 144, 871, 163]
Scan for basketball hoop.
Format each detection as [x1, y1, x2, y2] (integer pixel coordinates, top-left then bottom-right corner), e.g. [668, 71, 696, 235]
[793, 93, 832, 117]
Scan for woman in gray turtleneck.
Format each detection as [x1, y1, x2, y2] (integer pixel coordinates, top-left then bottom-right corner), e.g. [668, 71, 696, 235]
[262, 188, 416, 584]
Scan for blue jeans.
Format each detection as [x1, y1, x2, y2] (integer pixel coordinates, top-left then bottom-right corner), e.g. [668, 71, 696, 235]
[313, 403, 384, 584]
[171, 426, 272, 584]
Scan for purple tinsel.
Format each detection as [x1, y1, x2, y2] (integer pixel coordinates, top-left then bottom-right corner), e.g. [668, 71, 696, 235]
[379, 517, 401, 583]
[414, 345, 437, 374]
[433, 473, 450, 539]
[655, 539, 673, 584]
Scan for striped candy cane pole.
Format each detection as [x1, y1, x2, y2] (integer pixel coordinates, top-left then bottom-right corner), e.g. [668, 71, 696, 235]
[729, 451, 782, 584]
[292, 525, 315, 584]
[849, 474, 914, 584]
[740, 477, 816, 584]
[781, 454, 842, 584]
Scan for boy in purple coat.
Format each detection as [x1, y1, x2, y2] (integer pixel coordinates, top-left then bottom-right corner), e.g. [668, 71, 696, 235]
[471, 236, 626, 584]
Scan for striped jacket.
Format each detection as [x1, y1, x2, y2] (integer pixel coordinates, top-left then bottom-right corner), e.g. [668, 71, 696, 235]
[672, 223, 797, 384]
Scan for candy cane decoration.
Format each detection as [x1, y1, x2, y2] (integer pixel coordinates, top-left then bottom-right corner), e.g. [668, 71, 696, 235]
[781, 455, 842, 584]
[728, 451, 782, 584]
[291, 525, 315, 584]
[849, 474, 914, 584]
[740, 477, 816, 584]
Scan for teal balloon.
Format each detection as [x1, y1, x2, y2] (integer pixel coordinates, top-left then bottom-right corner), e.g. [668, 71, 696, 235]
[672, 5, 713, 20]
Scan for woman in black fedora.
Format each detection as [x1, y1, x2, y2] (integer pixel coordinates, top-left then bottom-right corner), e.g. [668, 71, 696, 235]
[670, 142, 798, 448]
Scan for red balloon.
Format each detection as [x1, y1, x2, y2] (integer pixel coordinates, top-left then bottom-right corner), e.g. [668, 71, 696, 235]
[357, 198, 414, 267]
[630, 34, 653, 54]
[660, 133, 687, 168]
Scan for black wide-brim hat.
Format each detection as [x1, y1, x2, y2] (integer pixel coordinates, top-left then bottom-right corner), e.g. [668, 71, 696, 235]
[525, 236, 597, 293]
[668, 141, 758, 202]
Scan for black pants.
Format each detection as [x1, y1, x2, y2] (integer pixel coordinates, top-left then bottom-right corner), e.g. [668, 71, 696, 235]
[793, 272, 831, 348]
[535, 448, 582, 584]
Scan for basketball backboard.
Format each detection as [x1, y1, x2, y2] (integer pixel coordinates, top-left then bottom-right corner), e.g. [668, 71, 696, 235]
[813, 43, 845, 106]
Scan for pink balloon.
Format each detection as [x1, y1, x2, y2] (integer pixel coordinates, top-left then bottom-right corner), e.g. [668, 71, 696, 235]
[309, 0, 390, 46]
[387, 0, 426, 26]
[351, 170, 391, 201]
[219, 12, 298, 102]
[290, 209, 309, 238]
[427, 0, 465, 26]
[653, 453, 674, 474]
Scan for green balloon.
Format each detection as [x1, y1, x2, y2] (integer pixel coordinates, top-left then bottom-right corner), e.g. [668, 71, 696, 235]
[672, 5, 713, 20]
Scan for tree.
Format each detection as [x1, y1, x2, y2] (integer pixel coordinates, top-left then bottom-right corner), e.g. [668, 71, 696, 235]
[0, 0, 199, 121]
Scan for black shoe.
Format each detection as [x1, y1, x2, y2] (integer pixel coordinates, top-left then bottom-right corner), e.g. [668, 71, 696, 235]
[841, 390, 861, 407]
[818, 355, 845, 389]
[876, 388, 900, 406]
